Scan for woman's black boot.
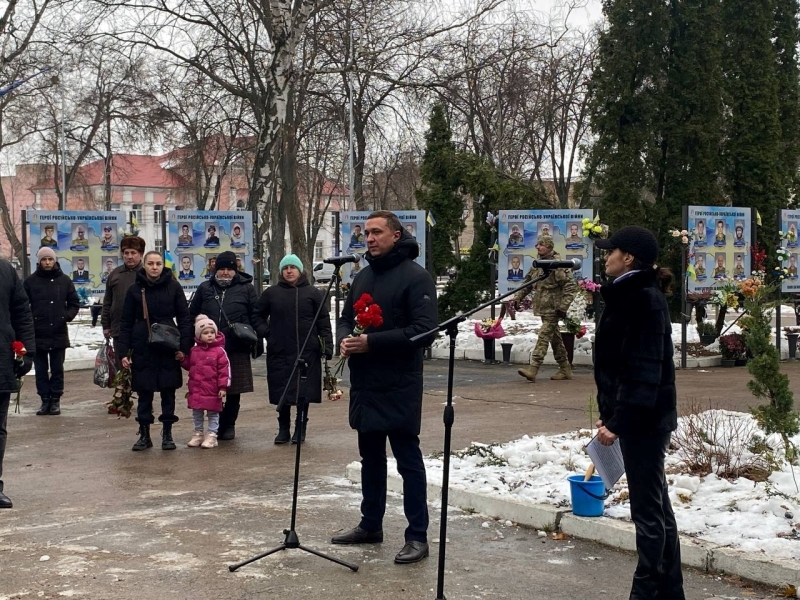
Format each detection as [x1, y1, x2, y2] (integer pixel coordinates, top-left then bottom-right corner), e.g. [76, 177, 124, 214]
[161, 423, 176, 450]
[132, 424, 153, 451]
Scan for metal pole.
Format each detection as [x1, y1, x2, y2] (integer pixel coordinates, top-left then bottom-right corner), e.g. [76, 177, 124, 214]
[681, 206, 689, 369]
[777, 210, 783, 356]
[334, 210, 341, 356]
[60, 95, 67, 210]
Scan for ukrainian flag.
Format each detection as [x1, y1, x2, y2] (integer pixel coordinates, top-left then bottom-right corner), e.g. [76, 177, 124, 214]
[164, 250, 175, 273]
[426, 212, 436, 228]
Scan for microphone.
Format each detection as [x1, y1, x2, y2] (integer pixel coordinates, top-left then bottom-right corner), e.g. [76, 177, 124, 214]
[323, 254, 361, 266]
[529, 258, 582, 270]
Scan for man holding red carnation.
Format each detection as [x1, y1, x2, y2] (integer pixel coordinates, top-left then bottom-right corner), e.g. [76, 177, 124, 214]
[332, 210, 438, 565]
[0, 257, 35, 508]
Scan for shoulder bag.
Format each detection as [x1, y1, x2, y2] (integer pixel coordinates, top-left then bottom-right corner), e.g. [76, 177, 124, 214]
[142, 288, 181, 351]
[215, 293, 258, 345]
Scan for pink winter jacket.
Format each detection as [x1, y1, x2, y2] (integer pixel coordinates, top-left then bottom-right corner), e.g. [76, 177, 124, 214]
[181, 332, 231, 412]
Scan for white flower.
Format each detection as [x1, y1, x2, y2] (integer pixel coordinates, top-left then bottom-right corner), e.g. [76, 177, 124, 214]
[680, 229, 688, 236]
[681, 236, 689, 244]
[671, 230, 681, 237]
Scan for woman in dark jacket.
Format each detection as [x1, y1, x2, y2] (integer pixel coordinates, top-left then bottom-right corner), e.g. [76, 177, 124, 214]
[594, 226, 684, 600]
[256, 254, 332, 444]
[118, 252, 192, 452]
[189, 251, 263, 441]
[23, 247, 80, 416]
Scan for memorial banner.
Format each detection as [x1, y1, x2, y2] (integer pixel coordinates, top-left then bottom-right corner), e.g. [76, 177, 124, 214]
[167, 211, 254, 292]
[28, 210, 127, 294]
[687, 206, 752, 293]
[497, 210, 593, 295]
[780, 209, 800, 293]
[339, 211, 426, 281]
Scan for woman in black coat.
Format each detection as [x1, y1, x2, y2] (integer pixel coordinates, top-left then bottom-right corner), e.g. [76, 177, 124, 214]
[255, 254, 332, 445]
[118, 252, 192, 452]
[23, 248, 80, 416]
[594, 226, 684, 600]
[189, 251, 264, 440]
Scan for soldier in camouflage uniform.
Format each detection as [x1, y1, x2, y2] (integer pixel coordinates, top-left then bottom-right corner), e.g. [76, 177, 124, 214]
[512, 236, 578, 382]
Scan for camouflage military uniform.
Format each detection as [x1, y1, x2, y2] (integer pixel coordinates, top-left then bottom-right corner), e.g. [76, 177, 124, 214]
[513, 238, 578, 382]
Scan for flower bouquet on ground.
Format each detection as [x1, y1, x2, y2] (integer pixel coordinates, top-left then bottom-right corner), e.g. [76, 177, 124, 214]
[332, 293, 384, 378]
[106, 352, 135, 418]
[12, 341, 26, 413]
[320, 337, 343, 401]
[474, 317, 505, 339]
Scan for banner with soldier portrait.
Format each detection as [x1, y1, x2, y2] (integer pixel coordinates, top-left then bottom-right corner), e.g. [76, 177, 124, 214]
[339, 211, 426, 281]
[497, 210, 594, 295]
[27, 210, 128, 294]
[780, 209, 800, 293]
[687, 206, 752, 293]
[166, 211, 254, 292]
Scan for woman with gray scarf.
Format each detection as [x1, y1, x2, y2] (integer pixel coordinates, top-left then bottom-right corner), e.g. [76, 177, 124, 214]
[189, 251, 264, 440]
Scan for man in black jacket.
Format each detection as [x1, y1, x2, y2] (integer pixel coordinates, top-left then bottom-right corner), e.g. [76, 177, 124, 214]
[332, 210, 438, 565]
[0, 258, 35, 508]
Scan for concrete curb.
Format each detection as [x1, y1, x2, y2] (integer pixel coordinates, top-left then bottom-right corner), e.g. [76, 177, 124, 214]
[345, 463, 800, 589]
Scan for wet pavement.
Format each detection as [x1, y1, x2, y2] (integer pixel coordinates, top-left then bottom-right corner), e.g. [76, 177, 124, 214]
[0, 359, 791, 599]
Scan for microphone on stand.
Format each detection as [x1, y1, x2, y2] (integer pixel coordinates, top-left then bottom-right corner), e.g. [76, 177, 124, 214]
[529, 258, 582, 270]
[323, 254, 361, 266]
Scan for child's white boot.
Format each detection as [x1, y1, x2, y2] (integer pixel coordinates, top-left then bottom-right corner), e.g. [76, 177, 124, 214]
[187, 431, 204, 447]
[201, 432, 218, 448]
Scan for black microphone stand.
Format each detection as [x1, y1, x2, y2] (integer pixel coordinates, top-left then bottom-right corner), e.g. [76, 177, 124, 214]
[411, 270, 553, 599]
[229, 266, 359, 573]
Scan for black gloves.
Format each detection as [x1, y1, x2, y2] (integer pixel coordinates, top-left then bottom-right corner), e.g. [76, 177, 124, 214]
[14, 355, 33, 378]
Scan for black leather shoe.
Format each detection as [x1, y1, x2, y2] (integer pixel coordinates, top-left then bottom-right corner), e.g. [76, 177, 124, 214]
[331, 526, 383, 545]
[394, 541, 429, 564]
[274, 428, 290, 444]
[48, 400, 61, 416]
[218, 427, 235, 441]
[0, 492, 12, 508]
[36, 399, 50, 416]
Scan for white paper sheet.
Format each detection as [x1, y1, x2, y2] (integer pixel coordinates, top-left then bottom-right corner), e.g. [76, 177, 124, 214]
[585, 435, 625, 489]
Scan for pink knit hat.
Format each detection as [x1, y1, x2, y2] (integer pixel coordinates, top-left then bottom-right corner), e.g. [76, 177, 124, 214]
[36, 247, 57, 261]
[194, 314, 218, 339]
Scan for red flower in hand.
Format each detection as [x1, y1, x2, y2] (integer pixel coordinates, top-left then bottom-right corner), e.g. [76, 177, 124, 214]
[355, 304, 383, 330]
[352, 293, 374, 314]
[11, 341, 26, 358]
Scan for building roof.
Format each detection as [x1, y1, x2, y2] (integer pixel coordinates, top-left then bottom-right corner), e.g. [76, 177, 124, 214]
[31, 154, 190, 190]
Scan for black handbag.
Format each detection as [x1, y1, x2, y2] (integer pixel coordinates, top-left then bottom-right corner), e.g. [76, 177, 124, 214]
[215, 293, 258, 345]
[142, 288, 181, 351]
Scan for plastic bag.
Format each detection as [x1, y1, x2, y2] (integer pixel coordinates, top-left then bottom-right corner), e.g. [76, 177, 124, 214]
[93, 341, 116, 388]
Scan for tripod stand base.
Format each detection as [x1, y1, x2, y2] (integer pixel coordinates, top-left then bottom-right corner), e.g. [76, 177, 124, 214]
[228, 529, 359, 572]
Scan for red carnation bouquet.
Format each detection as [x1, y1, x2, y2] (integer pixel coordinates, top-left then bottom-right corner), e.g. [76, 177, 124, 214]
[330, 293, 384, 392]
[12, 341, 26, 413]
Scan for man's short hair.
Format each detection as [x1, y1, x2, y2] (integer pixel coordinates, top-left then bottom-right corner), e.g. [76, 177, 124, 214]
[367, 210, 403, 233]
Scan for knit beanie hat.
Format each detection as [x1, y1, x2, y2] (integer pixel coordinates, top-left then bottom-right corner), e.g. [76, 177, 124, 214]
[36, 247, 57, 262]
[215, 251, 237, 271]
[194, 314, 218, 339]
[279, 254, 304, 273]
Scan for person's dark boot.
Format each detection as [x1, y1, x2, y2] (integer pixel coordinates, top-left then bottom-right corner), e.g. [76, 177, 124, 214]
[218, 426, 235, 441]
[394, 541, 429, 564]
[36, 397, 50, 416]
[132, 424, 153, 451]
[275, 407, 291, 444]
[291, 420, 307, 445]
[0, 491, 12, 509]
[274, 426, 290, 444]
[161, 423, 177, 450]
[48, 396, 61, 416]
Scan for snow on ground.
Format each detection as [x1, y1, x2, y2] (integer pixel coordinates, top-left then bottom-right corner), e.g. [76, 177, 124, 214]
[65, 315, 107, 362]
[398, 410, 800, 560]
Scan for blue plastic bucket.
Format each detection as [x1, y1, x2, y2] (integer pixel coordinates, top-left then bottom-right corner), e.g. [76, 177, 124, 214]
[568, 475, 605, 517]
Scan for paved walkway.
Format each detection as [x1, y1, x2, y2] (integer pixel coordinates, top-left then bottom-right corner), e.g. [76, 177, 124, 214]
[1, 359, 792, 599]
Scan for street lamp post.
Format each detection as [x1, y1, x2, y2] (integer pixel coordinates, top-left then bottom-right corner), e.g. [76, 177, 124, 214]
[348, 29, 355, 211]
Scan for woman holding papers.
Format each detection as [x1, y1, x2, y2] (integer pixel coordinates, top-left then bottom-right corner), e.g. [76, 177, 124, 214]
[593, 226, 684, 600]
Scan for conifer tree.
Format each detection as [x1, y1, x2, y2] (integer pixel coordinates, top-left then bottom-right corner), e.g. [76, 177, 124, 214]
[722, 0, 782, 244]
[415, 104, 465, 275]
[773, 0, 800, 203]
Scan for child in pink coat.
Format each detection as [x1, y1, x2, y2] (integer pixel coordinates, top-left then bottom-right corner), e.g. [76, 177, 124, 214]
[180, 315, 231, 448]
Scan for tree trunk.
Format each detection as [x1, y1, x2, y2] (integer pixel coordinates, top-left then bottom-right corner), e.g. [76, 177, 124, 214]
[0, 185, 22, 259]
